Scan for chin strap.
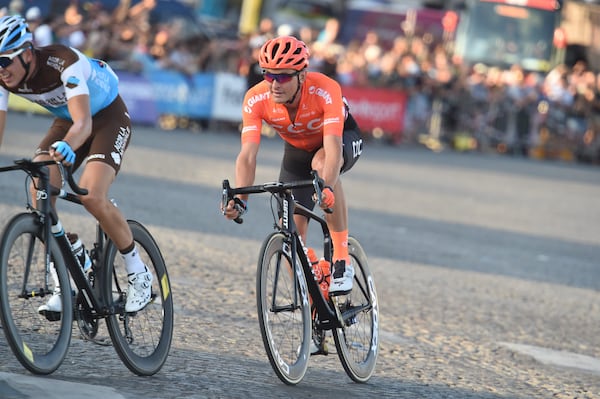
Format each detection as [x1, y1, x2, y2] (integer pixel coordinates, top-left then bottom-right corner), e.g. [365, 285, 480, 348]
[16, 46, 32, 87]
[286, 74, 302, 105]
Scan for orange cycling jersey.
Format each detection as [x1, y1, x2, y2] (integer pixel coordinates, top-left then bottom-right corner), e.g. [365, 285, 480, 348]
[241, 72, 347, 152]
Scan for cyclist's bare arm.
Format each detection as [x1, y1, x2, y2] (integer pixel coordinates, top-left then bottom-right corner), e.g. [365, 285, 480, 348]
[45, 94, 92, 165]
[63, 94, 93, 149]
[321, 134, 343, 189]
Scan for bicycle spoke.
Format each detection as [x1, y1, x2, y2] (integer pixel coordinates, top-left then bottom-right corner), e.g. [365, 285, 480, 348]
[257, 233, 310, 385]
[333, 237, 378, 383]
[104, 220, 173, 376]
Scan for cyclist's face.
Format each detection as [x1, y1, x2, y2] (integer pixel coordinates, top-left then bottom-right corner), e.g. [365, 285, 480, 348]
[263, 68, 304, 104]
[0, 47, 29, 88]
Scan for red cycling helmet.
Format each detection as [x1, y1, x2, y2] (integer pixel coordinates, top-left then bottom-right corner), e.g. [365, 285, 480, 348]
[259, 36, 309, 71]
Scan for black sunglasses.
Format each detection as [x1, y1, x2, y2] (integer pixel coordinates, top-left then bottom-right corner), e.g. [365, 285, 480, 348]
[263, 71, 300, 84]
[0, 48, 26, 69]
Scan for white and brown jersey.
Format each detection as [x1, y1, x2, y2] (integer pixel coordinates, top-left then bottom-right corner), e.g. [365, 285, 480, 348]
[0, 45, 119, 120]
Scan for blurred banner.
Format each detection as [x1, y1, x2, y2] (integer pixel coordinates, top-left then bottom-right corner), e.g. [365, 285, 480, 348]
[342, 86, 407, 142]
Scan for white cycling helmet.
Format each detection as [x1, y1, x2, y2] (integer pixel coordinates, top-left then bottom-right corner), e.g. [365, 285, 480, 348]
[0, 15, 33, 53]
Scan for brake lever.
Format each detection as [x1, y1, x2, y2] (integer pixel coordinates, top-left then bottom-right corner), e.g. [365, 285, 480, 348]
[310, 170, 333, 214]
[222, 179, 243, 224]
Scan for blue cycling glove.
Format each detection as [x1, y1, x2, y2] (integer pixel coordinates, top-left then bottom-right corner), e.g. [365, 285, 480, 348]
[51, 141, 76, 164]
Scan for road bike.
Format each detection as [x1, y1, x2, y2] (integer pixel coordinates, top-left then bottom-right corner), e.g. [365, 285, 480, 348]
[222, 171, 378, 385]
[0, 159, 173, 376]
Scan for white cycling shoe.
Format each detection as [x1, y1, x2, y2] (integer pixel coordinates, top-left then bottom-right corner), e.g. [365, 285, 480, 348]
[125, 267, 153, 312]
[38, 291, 62, 321]
[329, 260, 354, 296]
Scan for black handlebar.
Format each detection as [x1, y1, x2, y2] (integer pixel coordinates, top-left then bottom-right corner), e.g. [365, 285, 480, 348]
[63, 164, 88, 196]
[221, 170, 331, 225]
[1, 158, 88, 197]
[221, 179, 244, 224]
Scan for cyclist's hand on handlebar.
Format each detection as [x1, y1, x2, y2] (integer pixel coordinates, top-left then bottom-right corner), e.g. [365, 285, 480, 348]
[318, 186, 335, 209]
[222, 198, 247, 220]
[50, 141, 76, 165]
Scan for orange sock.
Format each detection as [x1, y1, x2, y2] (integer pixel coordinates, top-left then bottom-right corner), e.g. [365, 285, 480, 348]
[331, 229, 349, 264]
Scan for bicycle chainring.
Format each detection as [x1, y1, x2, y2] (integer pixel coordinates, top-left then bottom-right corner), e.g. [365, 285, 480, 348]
[75, 292, 99, 341]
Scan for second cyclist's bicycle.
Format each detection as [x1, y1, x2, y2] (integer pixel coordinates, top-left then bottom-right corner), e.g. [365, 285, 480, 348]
[222, 171, 378, 385]
[0, 159, 174, 376]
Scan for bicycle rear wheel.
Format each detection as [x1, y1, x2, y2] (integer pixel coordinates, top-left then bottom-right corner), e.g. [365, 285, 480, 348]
[256, 232, 311, 385]
[0, 213, 73, 375]
[332, 236, 379, 383]
[103, 220, 173, 376]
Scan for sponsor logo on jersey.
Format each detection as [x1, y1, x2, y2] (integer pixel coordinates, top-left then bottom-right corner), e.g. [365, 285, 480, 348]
[66, 76, 80, 89]
[308, 85, 333, 104]
[113, 126, 130, 161]
[47, 56, 65, 73]
[244, 91, 270, 114]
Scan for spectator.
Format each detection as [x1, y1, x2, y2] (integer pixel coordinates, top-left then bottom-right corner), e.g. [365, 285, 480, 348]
[316, 17, 339, 46]
[25, 6, 53, 47]
[158, 39, 200, 76]
[80, 4, 112, 59]
[53, 4, 86, 50]
[245, 34, 267, 89]
[7, 0, 23, 15]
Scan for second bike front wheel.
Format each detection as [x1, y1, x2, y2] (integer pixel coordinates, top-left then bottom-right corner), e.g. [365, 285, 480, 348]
[256, 232, 311, 385]
[0, 213, 73, 375]
[332, 236, 379, 383]
[103, 220, 173, 376]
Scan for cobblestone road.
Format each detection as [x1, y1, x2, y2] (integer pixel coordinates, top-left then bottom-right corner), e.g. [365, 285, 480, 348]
[1, 114, 599, 398]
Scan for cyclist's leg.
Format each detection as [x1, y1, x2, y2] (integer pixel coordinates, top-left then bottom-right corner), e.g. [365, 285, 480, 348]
[34, 119, 89, 313]
[76, 96, 133, 251]
[311, 125, 362, 294]
[77, 96, 152, 312]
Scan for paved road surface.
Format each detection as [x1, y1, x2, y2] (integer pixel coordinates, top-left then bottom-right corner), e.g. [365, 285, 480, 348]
[0, 113, 599, 398]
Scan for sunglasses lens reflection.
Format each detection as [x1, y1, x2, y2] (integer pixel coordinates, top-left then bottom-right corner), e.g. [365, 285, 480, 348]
[0, 57, 13, 68]
[263, 72, 297, 84]
[0, 48, 24, 69]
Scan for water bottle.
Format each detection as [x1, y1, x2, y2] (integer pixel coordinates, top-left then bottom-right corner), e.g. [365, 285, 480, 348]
[310, 258, 331, 300]
[317, 259, 331, 300]
[67, 233, 92, 272]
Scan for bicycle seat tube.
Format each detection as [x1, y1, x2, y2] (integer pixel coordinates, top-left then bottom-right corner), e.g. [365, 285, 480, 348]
[281, 191, 341, 330]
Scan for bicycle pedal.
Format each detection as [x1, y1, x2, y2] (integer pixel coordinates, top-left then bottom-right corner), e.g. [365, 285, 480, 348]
[39, 310, 61, 322]
[311, 344, 329, 356]
[329, 289, 351, 297]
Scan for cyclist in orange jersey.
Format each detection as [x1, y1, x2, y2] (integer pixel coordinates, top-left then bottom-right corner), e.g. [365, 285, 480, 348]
[223, 35, 363, 295]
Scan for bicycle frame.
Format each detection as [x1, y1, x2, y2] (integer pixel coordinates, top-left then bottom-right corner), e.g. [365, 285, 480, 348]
[3, 159, 112, 317]
[282, 193, 341, 330]
[222, 172, 342, 330]
[1, 158, 174, 376]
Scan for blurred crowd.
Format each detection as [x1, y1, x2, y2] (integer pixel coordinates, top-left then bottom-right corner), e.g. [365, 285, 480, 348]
[2, 0, 599, 162]
[246, 17, 600, 163]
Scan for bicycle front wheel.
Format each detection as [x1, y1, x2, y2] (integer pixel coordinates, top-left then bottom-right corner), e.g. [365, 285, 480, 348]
[256, 232, 311, 385]
[103, 220, 173, 376]
[332, 236, 379, 383]
[0, 213, 73, 375]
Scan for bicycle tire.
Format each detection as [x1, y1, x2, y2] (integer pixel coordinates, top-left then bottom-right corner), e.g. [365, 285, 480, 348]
[332, 236, 379, 383]
[102, 220, 173, 376]
[256, 232, 311, 385]
[0, 213, 73, 375]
